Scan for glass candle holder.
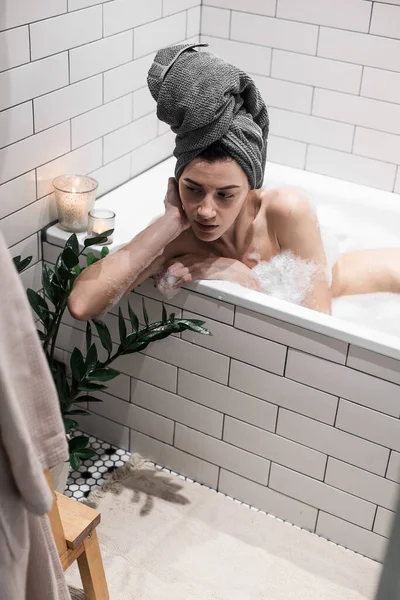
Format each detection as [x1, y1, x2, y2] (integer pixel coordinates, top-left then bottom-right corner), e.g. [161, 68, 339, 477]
[53, 174, 98, 233]
[87, 209, 115, 245]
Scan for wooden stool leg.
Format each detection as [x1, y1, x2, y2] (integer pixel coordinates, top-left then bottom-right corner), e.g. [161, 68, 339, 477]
[77, 530, 109, 600]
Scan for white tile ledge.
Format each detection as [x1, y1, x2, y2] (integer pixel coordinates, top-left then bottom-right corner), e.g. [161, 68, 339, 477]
[44, 157, 400, 362]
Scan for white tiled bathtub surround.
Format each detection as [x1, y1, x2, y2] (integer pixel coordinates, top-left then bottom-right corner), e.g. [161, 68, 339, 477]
[45, 158, 400, 562]
[0, 0, 200, 280]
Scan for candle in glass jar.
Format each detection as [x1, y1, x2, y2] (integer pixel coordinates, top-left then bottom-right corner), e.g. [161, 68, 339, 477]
[52, 174, 98, 233]
[87, 209, 115, 244]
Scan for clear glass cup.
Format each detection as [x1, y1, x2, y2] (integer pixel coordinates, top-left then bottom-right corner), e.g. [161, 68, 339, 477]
[86, 208, 115, 245]
[53, 174, 98, 233]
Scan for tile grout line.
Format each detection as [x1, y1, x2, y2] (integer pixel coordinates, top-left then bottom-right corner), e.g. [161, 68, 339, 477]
[315, 25, 320, 56]
[358, 65, 364, 96]
[172, 421, 176, 446]
[31, 99, 36, 135]
[333, 397, 340, 427]
[371, 505, 379, 532]
[27, 24, 32, 62]
[368, 2, 374, 34]
[384, 450, 391, 478]
[345, 343, 350, 366]
[322, 454, 329, 481]
[314, 509, 320, 534]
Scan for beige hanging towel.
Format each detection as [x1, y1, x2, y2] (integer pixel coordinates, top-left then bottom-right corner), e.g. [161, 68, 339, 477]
[0, 231, 71, 600]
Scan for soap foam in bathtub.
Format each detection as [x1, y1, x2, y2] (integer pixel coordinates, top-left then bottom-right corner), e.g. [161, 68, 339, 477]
[154, 271, 181, 299]
[253, 251, 319, 305]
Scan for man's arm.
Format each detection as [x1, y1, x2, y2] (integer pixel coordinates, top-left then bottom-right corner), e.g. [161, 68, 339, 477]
[271, 188, 332, 315]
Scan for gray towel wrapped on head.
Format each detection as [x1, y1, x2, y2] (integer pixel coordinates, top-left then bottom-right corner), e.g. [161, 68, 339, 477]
[147, 43, 269, 189]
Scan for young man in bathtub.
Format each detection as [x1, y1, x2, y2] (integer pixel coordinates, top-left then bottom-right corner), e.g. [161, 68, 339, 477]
[68, 141, 400, 321]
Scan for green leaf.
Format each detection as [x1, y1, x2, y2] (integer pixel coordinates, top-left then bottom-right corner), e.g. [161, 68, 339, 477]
[85, 343, 98, 375]
[74, 395, 102, 404]
[87, 368, 120, 382]
[70, 347, 86, 382]
[85, 395, 103, 404]
[77, 382, 108, 392]
[101, 246, 109, 258]
[54, 367, 71, 408]
[118, 307, 127, 344]
[142, 297, 149, 328]
[65, 233, 79, 256]
[86, 252, 98, 266]
[65, 409, 90, 416]
[42, 264, 58, 305]
[122, 332, 137, 348]
[70, 453, 81, 471]
[121, 319, 210, 356]
[162, 303, 167, 324]
[13, 255, 32, 274]
[137, 325, 175, 345]
[86, 321, 92, 354]
[64, 418, 78, 434]
[37, 329, 47, 341]
[73, 265, 83, 276]
[143, 330, 172, 343]
[123, 340, 150, 354]
[76, 448, 97, 460]
[92, 319, 112, 356]
[177, 319, 211, 336]
[84, 229, 114, 248]
[54, 255, 70, 285]
[62, 246, 79, 269]
[27, 288, 51, 326]
[69, 434, 90, 453]
[128, 301, 139, 333]
[169, 313, 175, 323]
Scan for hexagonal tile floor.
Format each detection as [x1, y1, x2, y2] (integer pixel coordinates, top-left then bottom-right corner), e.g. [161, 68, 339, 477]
[65, 430, 131, 501]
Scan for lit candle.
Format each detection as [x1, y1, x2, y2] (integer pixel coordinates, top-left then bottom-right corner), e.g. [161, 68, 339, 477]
[87, 209, 115, 245]
[52, 174, 98, 233]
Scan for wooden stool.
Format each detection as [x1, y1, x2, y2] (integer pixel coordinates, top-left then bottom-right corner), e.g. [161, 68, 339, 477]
[45, 469, 109, 600]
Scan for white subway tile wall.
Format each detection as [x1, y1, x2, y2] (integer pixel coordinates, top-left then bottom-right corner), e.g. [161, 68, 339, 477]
[34, 75, 103, 132]
[29, 7, 103, 61]
[133, 12, 187, 58]
[45, 265, 400, 560]
[266, 136, 307, 169]
[0, 103, 33, 148]
[0, 27, 30, 71]
[201, 0, 400, 192]
[0, 1, 200, 266]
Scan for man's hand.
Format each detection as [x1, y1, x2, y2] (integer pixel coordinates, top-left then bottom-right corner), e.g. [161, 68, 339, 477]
[164, 177, 190, 233]
[158, 254, 262, 291]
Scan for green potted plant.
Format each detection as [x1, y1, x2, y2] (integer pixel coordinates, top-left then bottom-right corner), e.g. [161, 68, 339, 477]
[14, 229, 210, 490]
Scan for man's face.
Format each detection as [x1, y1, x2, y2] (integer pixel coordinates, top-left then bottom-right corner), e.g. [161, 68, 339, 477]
[179, 158, 250, 242]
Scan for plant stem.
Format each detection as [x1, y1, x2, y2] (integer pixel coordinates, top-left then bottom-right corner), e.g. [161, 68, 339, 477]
[43, 315, 57, 355]
[49, 301, 67, 370]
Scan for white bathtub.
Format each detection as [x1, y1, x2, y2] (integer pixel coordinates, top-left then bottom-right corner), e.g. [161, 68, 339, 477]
[45, 157, 400, 562]
[47, 156, 400, 361]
